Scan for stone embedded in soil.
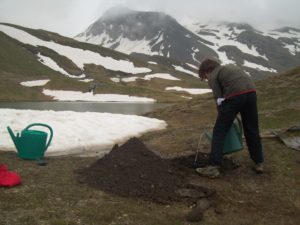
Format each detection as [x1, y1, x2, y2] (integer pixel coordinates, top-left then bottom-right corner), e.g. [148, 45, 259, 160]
[76, 137, 213, 204]
[176, 188, 207, 198]
[185, 198, 211, 223]
[185, 207, 204, 222]
[196, 198, 211, 210]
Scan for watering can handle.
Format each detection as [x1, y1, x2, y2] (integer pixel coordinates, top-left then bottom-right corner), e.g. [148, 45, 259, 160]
[24, 123, 53, 150]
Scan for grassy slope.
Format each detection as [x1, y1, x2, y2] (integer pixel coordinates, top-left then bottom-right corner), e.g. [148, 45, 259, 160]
[0, 32, 89, 101]
[0, 24, 209, 103]
[0, 33, 58, 78]
[257, 66, 300, 129]
[0, 32, 57, 101]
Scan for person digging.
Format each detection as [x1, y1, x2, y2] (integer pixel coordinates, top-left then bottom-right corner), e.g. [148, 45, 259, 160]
[196, 59, 264, 178]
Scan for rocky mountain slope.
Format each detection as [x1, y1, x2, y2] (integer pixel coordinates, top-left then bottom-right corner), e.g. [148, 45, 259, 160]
[76, 7, 300, 79]
[187, 22, 300, 77]
[75, 7, 217, 68]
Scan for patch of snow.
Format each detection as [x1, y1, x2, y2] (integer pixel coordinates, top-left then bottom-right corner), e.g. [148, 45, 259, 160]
[143, 73, 180, 81]
[42, 89, 156, 102]
[173, 65, 198, 77]
[186, 63, 199, 70]
[0, 109, 166, 156]
[110, 77, 121, 83]
[181, 96, 193, 100]
[166, 87, 212, 95]
[20, 79, 50, 87]
[121, 77, 139, 82]
[79, 79, 94, 83]
[244, 71, 252, 77]
[243, 60, 277, 73]
[283, 43, 299, 55]
[192, 52, 200, 64]
[218, 51, 235, 65]
[151, 31, 164, 53]
[115, 36, 153, 55]
[37, 53, 86, 78]
[193, 47, 200, 53]
[148, 61, 158, 65]
[232, 27, 246, 35]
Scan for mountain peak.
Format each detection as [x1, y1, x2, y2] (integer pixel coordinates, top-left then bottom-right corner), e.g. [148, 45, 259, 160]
[102, 6, 133, 19]
[226, 22, 254, 31]
[273, 26, 300, 33]
[99, 6, 172, 24]
[75, 7, 217, 65]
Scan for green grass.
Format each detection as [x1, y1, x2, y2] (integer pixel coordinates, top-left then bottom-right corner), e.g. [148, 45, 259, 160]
[0, 33, 60, 78]
[257, 65, 300, 129]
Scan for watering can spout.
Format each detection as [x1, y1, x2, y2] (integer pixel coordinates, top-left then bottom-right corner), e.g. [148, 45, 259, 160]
[7, 126, 19, 150]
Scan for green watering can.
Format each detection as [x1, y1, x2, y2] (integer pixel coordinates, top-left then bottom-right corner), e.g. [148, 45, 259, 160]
[7, 123, 53, 160]
[205, 118, 244, 154]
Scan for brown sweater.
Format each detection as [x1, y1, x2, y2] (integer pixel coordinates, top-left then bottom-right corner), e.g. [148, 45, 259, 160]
[208, 65, 256, 100]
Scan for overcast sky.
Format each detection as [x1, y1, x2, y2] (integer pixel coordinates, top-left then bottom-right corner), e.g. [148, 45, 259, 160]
[0, 0, 299, 37]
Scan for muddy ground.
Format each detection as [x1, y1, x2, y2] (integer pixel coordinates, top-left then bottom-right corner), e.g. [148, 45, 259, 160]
[1, 137, 299, 225]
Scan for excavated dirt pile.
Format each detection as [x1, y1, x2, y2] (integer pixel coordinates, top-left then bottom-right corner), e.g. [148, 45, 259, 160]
[76, 137, 214, 204]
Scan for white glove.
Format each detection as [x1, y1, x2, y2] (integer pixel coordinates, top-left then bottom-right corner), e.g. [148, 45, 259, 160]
[217, 98, 225, 106]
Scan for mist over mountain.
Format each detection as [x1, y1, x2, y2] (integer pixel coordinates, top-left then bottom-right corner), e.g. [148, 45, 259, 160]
[75, 7, 217, 67]
[76, 7, 300, 79]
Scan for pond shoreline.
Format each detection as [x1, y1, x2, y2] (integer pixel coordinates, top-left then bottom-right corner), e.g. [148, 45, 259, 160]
[0, 101, 170, 115]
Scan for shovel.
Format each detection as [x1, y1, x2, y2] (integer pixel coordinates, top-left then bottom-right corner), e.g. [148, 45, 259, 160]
[193, 133, 206, 168]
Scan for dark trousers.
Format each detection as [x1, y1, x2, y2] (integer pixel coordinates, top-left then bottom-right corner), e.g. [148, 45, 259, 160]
[210, 92, 264, 166]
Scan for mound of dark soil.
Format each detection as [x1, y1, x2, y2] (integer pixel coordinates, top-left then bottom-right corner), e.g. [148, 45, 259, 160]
[76, 138, 213, 203]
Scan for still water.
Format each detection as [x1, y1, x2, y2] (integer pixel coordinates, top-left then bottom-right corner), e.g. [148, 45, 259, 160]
[0, 102, 168, 115]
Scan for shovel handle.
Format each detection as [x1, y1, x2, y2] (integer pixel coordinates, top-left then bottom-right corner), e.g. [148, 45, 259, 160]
[24, 123, 53, 150]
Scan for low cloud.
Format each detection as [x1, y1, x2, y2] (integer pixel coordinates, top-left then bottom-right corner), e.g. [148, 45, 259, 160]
[0, 0, 299, 37]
